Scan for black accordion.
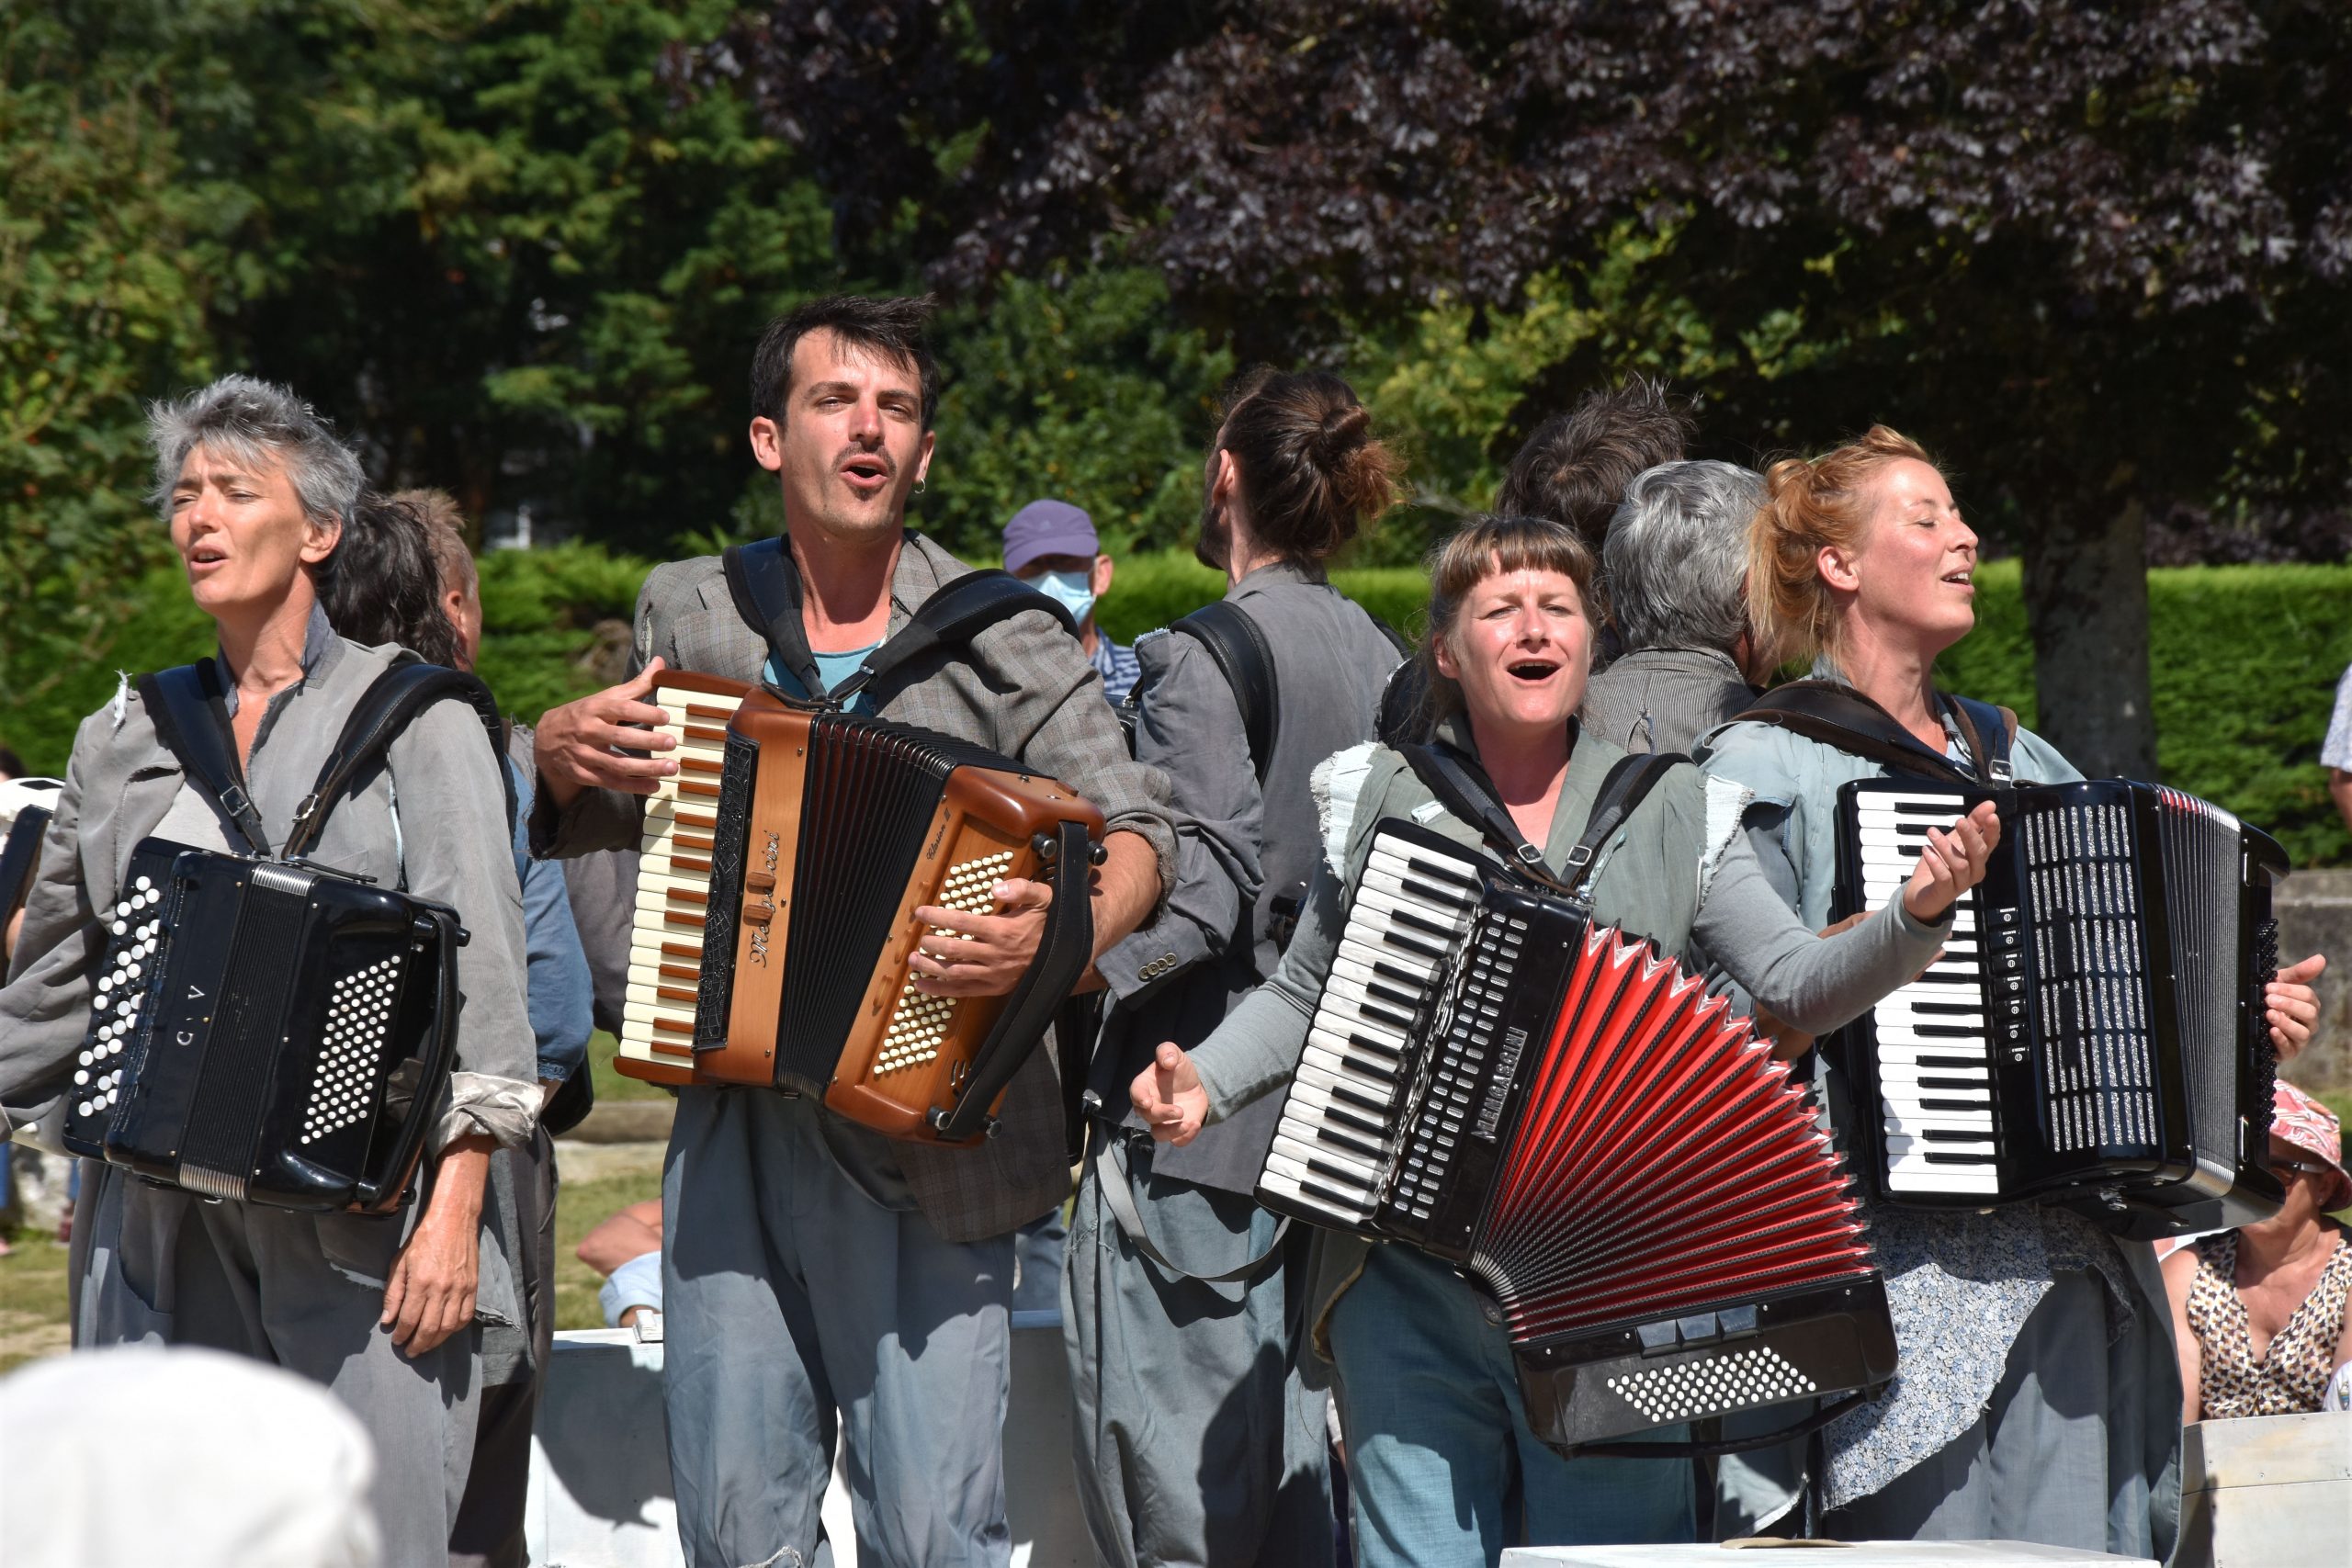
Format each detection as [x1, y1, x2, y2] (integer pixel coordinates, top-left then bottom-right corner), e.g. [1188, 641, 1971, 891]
[1830, 778, 2288, 1237]
[59, 660, 507, 1213]
[62, 840, 462, 1213]
[1255, 819, 1895, 1451]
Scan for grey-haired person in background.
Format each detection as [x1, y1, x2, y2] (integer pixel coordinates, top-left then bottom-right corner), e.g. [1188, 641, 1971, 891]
[1581, 460, 1781, 757]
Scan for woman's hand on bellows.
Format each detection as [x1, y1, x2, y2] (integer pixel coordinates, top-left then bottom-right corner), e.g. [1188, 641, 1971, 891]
[2266, 952, 2326, 1060]
[1131, 1042, 1207, 1145]
[1899, 800, 2001, 925]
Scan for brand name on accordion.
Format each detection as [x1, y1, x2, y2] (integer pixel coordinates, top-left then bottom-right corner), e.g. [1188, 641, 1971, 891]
[1476, 1026, 1530, 1140]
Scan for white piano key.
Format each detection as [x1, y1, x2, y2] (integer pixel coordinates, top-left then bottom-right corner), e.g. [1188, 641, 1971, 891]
[1884, 1134, 2000, 1159]
[1886, 1166, 2005, 1195]
[1876, 1059, 1992, 1085]
[1254, 1169, 1373, 1223]
[1266, 1135, 1385, 1189]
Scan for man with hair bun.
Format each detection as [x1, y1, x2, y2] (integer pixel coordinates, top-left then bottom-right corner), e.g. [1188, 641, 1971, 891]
[1582, 459, 1779, 756]
[1067, 368, 1407, 1568]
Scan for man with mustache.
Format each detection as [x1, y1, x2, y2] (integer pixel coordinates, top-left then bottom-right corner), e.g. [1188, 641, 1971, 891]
[530, 294, 1174, 1568]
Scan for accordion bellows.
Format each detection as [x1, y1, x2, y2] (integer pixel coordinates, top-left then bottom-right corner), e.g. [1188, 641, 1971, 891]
[1255, 819, 1895, 1450]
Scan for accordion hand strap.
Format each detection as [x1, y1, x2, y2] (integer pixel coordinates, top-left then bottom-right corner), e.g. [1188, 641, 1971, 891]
[138, 662, 274, 858]
[285, 660, 514, 863]
[930, 816, 1098, 1144]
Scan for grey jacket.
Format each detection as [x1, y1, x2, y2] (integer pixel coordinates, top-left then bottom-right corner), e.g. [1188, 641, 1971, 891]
[0, 615, 537, 1149]
[538, 531, 1176, 1243]
[1093, 561, 1404, 1192]
[1581, 646, 1756, 758]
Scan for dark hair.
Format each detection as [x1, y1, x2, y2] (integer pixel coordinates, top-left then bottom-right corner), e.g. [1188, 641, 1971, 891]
[1213, 368, 1402, 565]
[1414, 514, 1602, 734]
[1495, 376, 1697, 552]
[0, 745, 25, 781]
[316, 492, 467, 669]
[750, 293, 941, 430]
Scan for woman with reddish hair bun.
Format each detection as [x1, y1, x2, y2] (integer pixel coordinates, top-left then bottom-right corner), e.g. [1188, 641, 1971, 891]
[1697, 426, 2325, 1555]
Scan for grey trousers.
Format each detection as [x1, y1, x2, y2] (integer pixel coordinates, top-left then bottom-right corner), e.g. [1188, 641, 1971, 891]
[74, 1166, 479, 1568]
[451, 1127, 559, 1567]
[662, 1087, 1016, 1568]
[1825, 1267, 2158, 1555]
[1063, 1137, 1335, 1568]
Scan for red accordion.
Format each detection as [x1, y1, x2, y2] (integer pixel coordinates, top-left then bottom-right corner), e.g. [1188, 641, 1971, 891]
[1255, 819, 1896, 1450]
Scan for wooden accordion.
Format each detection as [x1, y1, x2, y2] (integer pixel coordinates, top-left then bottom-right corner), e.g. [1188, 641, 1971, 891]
[62, 839, 462, 1213]
[1254, 819, 1895, 1451]
[620, 672, 1106, 1144]
[1831, 777, 2289, 1236]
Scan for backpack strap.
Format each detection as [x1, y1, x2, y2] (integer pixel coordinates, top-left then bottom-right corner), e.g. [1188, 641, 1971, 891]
[1728, 680, 1978, 785]
[721, 536, 816, 692]
[284, 660, 514, 862]
[1169, 601, 1281, 783]
[137, 661, 273, 857]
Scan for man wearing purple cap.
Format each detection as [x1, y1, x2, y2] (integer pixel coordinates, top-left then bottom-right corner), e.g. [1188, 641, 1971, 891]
[1003, 500, 1142, 704]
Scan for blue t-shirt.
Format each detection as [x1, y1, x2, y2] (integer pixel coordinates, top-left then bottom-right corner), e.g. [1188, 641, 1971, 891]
[762, 643, 880, 712]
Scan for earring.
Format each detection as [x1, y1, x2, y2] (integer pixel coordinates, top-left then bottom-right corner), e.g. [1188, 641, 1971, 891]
[914, 479, 926, 495]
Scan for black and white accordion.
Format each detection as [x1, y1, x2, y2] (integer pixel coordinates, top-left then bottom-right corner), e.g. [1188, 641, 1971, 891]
[1254, 819, 1896, 1451]
[58, 660, 505, 1213]
[1830, 778, 2289, 1236]
[62, 840, 462, 1212]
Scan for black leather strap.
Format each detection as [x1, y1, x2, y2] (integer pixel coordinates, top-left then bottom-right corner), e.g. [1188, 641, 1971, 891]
[285, 660, 514, 862]
[139, 662, 273, 857]
[1731, 680, 2011, 785]
[931, 817, 1098, 1143]
[835, 569, 1074, 705]
[723, 536, 1076, 706]
[1395, 738, 1683, 896]
[1169, 600, 1281, 783]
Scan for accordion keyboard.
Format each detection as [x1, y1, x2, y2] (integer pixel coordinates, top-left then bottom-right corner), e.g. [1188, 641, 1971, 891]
[1258, 829, 1484, 1230]
[1849, 790, 2006, 1196]
[618, 674, 749, 1085]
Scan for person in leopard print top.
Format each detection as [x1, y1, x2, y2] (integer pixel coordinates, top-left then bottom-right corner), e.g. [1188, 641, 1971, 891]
[2163, 1081, 2352, 1419]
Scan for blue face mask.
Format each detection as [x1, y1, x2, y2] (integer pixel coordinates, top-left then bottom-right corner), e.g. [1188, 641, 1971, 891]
[1031, 569, 1097, 626]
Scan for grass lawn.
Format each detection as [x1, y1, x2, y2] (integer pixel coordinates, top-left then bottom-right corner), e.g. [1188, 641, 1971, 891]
[0, 1228, 72, 1373]
[552, 1161, 662, 1332]
[588, 1028, 671, 1103]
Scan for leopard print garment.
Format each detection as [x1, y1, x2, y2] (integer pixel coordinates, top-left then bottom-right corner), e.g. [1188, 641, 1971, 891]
[2186, 1230, 2352, 1417]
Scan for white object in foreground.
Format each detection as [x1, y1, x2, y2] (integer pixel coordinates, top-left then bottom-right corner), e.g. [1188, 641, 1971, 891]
[2176, 1412, 2352, 1568]
[1500, 1545, 2158, 1568]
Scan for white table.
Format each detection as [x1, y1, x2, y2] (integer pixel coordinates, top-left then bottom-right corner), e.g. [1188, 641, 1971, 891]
[526, 1320, 1088, 1567]
[1500, 1543, 2158, 1568]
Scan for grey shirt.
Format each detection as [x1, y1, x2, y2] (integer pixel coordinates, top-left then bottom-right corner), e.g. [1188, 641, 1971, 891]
[538, 531, 1176, 1243]
[1581, 645, 1756, 757]
[1093, 560, 1404, 1191]
[0, 607, 538, 1150]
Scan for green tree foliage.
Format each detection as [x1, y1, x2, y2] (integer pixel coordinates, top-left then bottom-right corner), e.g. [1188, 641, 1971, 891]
[0, 6, 217, 743]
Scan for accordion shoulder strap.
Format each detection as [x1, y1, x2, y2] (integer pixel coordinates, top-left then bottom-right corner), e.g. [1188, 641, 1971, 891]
[1729, 679, 1993, 785]
[722, 536, 1078, 706]
[284, 660, 514, 862]
[138, 662, 273, 858]
[1394, 737, 1682, 896]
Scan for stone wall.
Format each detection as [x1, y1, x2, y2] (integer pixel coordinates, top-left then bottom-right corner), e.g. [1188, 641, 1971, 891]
[2276, 867, 2352, 1097]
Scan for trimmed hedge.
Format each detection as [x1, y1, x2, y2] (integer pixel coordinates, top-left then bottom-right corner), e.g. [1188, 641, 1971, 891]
[11, 549, 2350, 869]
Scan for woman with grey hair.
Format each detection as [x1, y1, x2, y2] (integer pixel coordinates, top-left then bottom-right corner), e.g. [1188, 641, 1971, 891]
[0, 375, 537, 1567]
[1582, 459, 1779, 755]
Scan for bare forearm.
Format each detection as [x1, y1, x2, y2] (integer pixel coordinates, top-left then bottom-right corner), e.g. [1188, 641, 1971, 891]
[2332, 771, 2352, 836]
[1091, 830, 1160, 958]
[424, 1135, 492, 1231]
